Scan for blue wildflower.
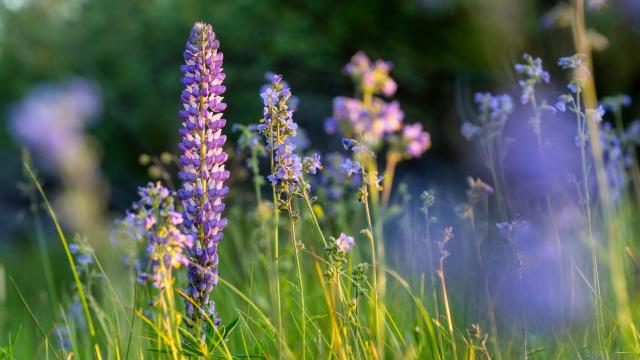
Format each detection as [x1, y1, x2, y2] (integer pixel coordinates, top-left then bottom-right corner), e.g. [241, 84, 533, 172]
[558, 54, 584, 70]
[341, 158, 361, 177]
[303, 153, 322, 174]
[460, 122, 481, 140]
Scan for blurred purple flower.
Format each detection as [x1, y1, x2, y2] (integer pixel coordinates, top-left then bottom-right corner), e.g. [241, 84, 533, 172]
[402, 123, 431, 158]
[341, 158, 361, 177]
[9, 78, 101, 165]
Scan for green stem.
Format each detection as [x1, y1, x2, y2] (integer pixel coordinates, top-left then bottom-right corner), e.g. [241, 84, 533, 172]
[288, 203, 305, 359]
[24, 164, 101, 359]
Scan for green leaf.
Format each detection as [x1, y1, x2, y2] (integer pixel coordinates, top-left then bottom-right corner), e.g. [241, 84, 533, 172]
[223, 318, 239, 340]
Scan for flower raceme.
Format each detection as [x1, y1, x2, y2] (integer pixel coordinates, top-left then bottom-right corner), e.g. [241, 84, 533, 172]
[177, 22, 229, 327]
[258, 74, 321, 195]
[120, 182, 193, 290]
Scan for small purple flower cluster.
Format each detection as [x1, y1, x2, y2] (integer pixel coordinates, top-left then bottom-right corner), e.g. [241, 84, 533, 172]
[558, 54, 587, 94]
[177, 22, 229, 326]
[335, 233, 355, 252]
[69, 242, 94, 267]
[259, 75, 321, 195]
[402, 123, 431, 159]
[326, 52, 430, 158]
[515, 54, 550, 105]
[460, 92, 514, 141]
[330, 96, 404, 144]
[344, 51, 397, 97]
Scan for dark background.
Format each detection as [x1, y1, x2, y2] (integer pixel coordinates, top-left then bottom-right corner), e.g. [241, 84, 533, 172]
[1, 0, 640, 239]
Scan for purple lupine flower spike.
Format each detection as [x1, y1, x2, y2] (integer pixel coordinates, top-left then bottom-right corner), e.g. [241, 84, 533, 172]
[178, 22, 229, 329]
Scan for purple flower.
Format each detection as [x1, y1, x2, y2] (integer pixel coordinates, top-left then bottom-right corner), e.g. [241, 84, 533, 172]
[460, 122, 481, 140]
[276, 150, 303, 180]
[558, 54, 584, 70]
[324, 117, 339, 134]
[332, 53, 407, 149]
[9, 78, 101, 166]
[335, 233, 355, 252]
[119, 183, 193, 292]
[259, 75, 321, 194]
[178, 22, 229, 328]
[402, 123, 431, 159]
[341, 158, 361, 177]
[344, 51, 397, 97]
[303, 153, 322, 174]
[69, 241, 94, 268]
[515, 54, 550, 105]
[475, 92, 513, 119]
[586, 105, 605, 123]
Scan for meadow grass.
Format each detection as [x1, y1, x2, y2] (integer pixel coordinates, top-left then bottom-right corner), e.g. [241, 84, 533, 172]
[3, 1, 640, 359]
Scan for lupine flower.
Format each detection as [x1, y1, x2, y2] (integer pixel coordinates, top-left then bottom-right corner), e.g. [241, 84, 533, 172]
[9, 78, 101, 165]
[401, 123, 431, 158]
[119, 183, 194, 291]
[335, 233, 355, 252]
[9, 77, 107, 238]
[177, 22, 229, 327]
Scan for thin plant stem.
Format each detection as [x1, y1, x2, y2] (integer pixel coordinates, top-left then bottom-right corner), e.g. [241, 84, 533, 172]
[288, 201, 306, 359]
[437, 252, 457, 360]
[361, 166, 381, 356]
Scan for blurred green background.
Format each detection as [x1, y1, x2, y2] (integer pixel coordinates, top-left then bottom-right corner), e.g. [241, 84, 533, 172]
[1, 0, 640, 236]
